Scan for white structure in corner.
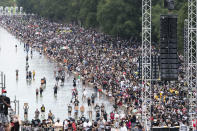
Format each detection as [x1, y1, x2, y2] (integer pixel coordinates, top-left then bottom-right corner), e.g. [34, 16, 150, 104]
[187, 0, 197, 130]
[0, 6, 24, 15]
[141, 0, 152, 130]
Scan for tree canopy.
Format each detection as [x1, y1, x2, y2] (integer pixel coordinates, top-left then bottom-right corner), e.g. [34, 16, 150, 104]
[16, 0, 187, 52]
[0, 0, 15, 6]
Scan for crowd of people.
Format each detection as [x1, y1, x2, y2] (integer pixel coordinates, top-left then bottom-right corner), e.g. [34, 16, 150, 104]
[0, 14, 193, 130]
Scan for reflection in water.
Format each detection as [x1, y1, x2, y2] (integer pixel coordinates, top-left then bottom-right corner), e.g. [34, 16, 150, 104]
[0, 27, 114, 121]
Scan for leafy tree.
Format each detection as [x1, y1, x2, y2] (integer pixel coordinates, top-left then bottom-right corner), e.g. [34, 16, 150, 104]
[97, 0, 141, 38]
[79, 0, 99, 27]
[0, 0, 15, 6]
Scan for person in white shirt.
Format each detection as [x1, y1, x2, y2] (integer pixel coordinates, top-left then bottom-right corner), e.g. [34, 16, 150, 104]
[121, 81, 124, 88]
[54, 119, 62, 131]
[114, 113, 119, 120]
[63, 119, 68, 130]
[82, 89, 87, 102]
[120, 123, 128, 131]
[83, 121, 88, 128]
[88, 106, 92, 120]
[87, 120, 92, 127]
[120, 112, 125, 120]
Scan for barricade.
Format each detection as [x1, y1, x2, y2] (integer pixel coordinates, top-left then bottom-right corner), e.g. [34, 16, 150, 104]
[21, 126, 57, 131]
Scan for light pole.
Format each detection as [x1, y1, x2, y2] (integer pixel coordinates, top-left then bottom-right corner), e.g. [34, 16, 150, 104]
[141, 0, 152, 130]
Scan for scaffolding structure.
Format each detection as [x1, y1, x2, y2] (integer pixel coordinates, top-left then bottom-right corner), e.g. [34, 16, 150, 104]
[187, 0, 197, 128]
[141, 0, 152, 130]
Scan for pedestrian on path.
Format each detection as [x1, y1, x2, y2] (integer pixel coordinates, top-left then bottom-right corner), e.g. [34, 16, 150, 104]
[88, 106, 92, 120]
[48, 110, 54, 122]
[54, 84, 58, 96]
[101, 103, 105, 116]
[74, 105, 79, 119]
[80, 105, 85, 116]
[15, 69, 19, 80]
[91, 94, 95, 106]
[77, 75, 80, 84]
[40, 86, 43, 96]
[35, 109, 40, 119]
[28, 71, 32, 80]
[68, 104, 72, 117]
[40, 104, 45, 120]
[36, 88, 39, 96]
[33, 70, 35, 80]
[23, 103, 29, 121]
[26, 71, 29, 80]
[82, 89, 87, 102]
[87, 97, 91, 107]
[30, 49, 33, 57]
[26, 55, 28, 62]
[73, 78, 76, 87]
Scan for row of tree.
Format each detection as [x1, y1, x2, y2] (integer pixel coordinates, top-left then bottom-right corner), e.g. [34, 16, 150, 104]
[0, 0, 15, 7]
[16, 0, 187, 52]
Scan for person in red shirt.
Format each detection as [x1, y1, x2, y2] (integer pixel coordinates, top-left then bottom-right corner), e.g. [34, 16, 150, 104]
[110, 111, 115, 120]
[72, 121, 77, 131]
[126, 120, 131, 129]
